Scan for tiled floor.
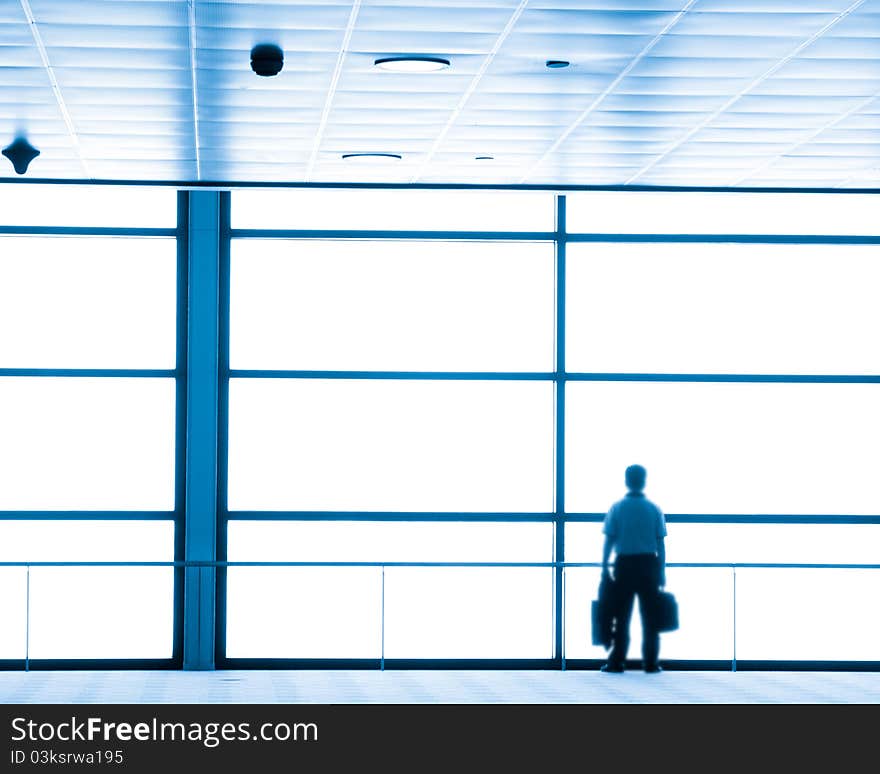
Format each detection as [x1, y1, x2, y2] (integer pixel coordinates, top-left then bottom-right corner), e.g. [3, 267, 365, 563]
[2, 670, 880, 704]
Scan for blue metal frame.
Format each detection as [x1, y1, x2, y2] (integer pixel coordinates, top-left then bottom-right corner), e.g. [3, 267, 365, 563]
[182, 190, 223, 670]
[215, 191, 232, 668]
[2, 178, 878, 195]
[553, 194, 566, 665]
[215, 184, 880, 671]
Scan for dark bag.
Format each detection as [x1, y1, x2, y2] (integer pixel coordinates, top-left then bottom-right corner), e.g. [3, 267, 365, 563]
[591, 573, 616, 648]
[653, 589, 679, 633]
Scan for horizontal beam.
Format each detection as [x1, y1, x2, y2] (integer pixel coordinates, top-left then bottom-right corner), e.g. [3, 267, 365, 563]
[2, 178, 878, 195]
[566, 513, 880, 524]
[2, 561, 879, 569]
[565, 373, 880, 383]
[227, 371, 880, 384]
[0, 369, 176, 378]
[229, 370, 553, 381]
[565, 233, 880, 244]
[0, 512, 873, 524]
[0, 226, 176, 237]
[0, 511, 175, 520]
[231, 232, 879, 244]
[232, 229, 555, 241]
[229, 511, 555, 521]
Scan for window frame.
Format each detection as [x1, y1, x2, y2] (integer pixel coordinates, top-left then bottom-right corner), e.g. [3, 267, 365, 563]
[0, 187, 186, 670]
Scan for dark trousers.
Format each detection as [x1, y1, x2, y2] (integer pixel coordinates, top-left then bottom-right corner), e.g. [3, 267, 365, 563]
[608, 553, 661, 669]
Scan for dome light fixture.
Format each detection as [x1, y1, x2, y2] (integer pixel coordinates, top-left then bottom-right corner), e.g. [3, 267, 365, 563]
[341, 152, 403, 163]
[373, 56, 450, 73]
[2, 136, 40, 175]
[545, 59, 570, 69]
[250, 43, 284, 76]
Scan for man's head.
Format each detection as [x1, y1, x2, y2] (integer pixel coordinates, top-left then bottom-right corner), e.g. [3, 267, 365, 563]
[625, 464, 647, 493]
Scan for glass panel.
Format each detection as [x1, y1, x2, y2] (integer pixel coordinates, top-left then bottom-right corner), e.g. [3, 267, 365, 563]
[565, 191, 880, 235]
[563, 566, 733, 661]
[0, 568, 27, 659]
[668, 523, 880, 565]
[736, 568, 880, 660]
[232, 189, 555, 231]
[0, 236, 176, 368]
[0, 521, 173, 659]
[566, 243, 880, 375]
[225, 567, 381, 658]
[0, 520, 173, 561]
[565, 381, 880, 515]
[28, 567, 173, 659]
[228, 379, 554, 512]
[0, 184, 176, 228]
[564, 522, 880, 565]
[228, 521, 552, 562]
[230, 239, 554, 371]
[384, 567, 553, 658]
[0, 378, 176, 510]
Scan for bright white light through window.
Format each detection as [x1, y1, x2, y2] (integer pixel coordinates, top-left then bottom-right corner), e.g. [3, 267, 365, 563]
[230, 240, 554, 372]
[566, 243, 880, 375]
[0, 185, 176, 228]
[0, 521, 173, 659]
[566, 191, 880, 236]
[0, 236, 177, 369]
[566, 381, 880, 515]
[228, 521, 553, 562]
[225, 521, 555, 658]
[232, 189, 555, 231]
[228, 379, 554, 512]
[0, 378, 176, 510]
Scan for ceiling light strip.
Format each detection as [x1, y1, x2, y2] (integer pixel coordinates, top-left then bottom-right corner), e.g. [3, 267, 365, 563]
[409, 0, 530, 183]
[187, 0, 201, 181]
[19, 0, 91, 177]
[624, 0, 869, 185]
[304, 0, 362, 182]
[730, 89, 880, 187]
[518, 0, 699, 185]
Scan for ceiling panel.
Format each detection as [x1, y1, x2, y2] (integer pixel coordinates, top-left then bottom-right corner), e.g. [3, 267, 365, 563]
[0, 0, 874, 188]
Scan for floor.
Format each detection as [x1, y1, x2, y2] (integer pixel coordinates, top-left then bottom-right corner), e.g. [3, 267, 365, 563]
[2, 670, 880, 704]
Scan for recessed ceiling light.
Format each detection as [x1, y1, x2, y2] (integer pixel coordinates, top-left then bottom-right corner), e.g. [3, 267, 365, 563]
[341, 153, 403, 163]
[373, 56, 450, 73]
[545, 60, 570, 69]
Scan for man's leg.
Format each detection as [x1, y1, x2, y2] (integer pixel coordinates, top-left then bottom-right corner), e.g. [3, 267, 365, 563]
[638, 589, 660, 670]
[637, 556, 661, 671]
[606, 580, 635, 670]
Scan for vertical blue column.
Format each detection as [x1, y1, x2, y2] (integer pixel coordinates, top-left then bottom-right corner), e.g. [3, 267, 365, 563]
[554, 194, 566, 666]
[183, 190, 221, 670]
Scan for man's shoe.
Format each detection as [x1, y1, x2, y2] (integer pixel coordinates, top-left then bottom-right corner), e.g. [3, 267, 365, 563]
[600, 663, 624, 673]
[644, 665, 663, 674]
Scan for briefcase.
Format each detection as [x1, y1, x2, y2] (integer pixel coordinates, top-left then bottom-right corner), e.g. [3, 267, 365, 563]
[653, 590, 679, 633]
[591, 599, 614, 648]
[591, 573, 616, 648]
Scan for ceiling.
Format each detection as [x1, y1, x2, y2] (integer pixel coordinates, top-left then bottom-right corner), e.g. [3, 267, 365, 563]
[0, 0, 878, 188]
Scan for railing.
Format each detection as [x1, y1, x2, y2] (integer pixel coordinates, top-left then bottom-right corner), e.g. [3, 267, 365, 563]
[4, 560, 879, 670]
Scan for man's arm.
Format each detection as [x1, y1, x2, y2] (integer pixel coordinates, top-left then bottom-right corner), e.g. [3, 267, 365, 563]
[657, 536, 666, 588]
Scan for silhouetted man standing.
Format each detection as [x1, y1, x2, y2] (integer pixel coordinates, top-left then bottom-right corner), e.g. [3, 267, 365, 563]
[600, 464, 667, 674]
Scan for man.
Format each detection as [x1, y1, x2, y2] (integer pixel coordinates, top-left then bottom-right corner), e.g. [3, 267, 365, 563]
[600, 464, 667, 674]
